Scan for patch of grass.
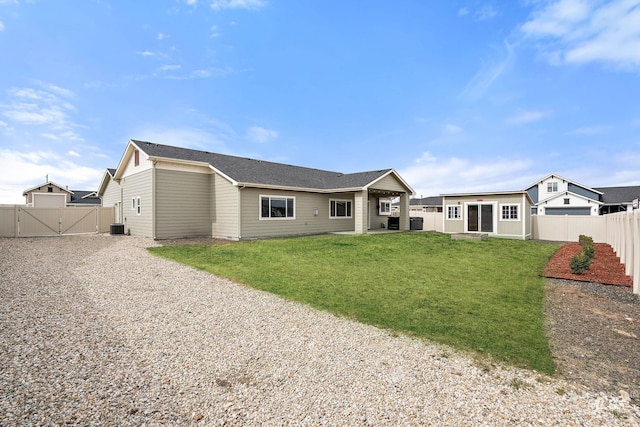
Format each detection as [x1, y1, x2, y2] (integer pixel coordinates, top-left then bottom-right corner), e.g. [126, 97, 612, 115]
[149, 232, 559, 373]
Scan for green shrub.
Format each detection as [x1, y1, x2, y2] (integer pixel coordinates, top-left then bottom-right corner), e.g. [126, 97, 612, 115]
[578, 234, 593, 247]
[583, 242, 595, 259]
[570, 250, 592, 274]
[571, 235, 595, 274]
[578, 235, 595, 258]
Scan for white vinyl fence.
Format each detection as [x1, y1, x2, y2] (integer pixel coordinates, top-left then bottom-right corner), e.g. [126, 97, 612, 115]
[0, 205, 114, 237]
[604, 211, 640, 295]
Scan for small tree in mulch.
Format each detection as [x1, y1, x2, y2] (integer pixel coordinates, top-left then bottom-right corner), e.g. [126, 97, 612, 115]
[570, 235, 595, 274]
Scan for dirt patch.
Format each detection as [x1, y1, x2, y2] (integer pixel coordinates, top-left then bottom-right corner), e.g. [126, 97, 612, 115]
[544, 242, 639, 406]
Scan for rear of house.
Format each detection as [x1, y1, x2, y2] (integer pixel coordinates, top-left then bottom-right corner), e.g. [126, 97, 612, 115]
[442, 192, 532, 240]
[99, 140, 415, 240]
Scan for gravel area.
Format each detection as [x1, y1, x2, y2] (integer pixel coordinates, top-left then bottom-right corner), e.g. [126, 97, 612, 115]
[545, 278, 640, 408]
[1, 235, 639, 426]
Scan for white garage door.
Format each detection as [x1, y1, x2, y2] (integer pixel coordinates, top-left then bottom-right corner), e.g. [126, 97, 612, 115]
[32, 193, 67, 208]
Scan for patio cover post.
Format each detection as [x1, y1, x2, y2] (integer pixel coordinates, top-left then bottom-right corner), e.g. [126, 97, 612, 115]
[399, 193, 410, 231]
[354, 190, 368, 234]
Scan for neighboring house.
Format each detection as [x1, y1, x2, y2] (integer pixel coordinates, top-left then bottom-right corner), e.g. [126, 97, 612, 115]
[524, 174, 601, 216]
[593, 185, 640, 214]
[98, 140, 415, 240]
[410, 196, 443, 213]
[441, 191, 532, 240]
[23, 181, 101, 207]
[391, 196, 443, 214]
[525, 173, 640, 215]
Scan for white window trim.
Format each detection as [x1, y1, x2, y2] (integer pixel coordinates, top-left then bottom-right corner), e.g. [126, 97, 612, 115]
[330, 199, 353, 219]
[378, 199, 391, 216]
[446, 205, 462, 220]
[131, 197, 136, 211]
[136, 196, 141, 215]
[500, 204, 519, 221]
[547, 181, 558, 192]
[259, 195, 296, 220]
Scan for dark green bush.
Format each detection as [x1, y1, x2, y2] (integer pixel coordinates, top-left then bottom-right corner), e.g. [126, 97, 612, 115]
[570, 235, 595, 274]
[570, 250, 592, 274]
[578, 235, 593, 246]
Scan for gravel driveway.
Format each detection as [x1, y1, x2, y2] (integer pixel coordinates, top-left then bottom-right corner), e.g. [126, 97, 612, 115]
[1, 235, 638, 426]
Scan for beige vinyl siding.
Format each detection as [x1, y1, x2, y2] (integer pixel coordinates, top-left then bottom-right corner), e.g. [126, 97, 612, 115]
[101, 178, 121, 223]
[239, 188, 355, 239]
[443, 205, 465, 233]
[212, 174, 240, 240]
[369, 174, 407, 193]
[369, 196, 391, 229]
[121, 169, 153, 238]
[101, 178, 121, 207]
[443, 193, 530, 239]
[155, 169, 212, 239]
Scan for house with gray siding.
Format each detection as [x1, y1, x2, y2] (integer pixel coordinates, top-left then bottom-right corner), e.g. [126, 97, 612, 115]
[524, 174, 602, 216]
[525, 173, 639, 215]
[98, 140, 415, 240]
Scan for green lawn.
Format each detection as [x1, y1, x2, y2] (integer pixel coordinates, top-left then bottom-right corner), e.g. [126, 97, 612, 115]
[148, 232, 560, 373]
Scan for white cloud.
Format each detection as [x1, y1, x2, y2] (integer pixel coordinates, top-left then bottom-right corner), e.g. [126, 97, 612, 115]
[158, 64, 182, 72]
[521, 0, 640, 70]
[68, 150, 80, 157]
[0, 149, 103, 204]
[0, 21, 4, 32]
[399, 152, 533, 197]
[461, 40, 515, 101]
[157, 32, 168, 40]
[508, 110, 550, 124]
[210, 0, 267, 11]
[476, 5, 498, 21]
[130, 126, 231, 153]
[458, 7, 469, 16]
[566, 125, 609, 135]
[210, 25, 221, 37]
[246, 126, 278, 143]
[443, 123, 463, 134]
[0, 84, 84, 142]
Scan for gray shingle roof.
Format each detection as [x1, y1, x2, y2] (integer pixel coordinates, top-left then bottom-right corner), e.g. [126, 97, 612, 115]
[409, 196, 442, 206]
[133, 140, 394, 190]
[593, 185, 640, 204]
[70, 190, 101, 205]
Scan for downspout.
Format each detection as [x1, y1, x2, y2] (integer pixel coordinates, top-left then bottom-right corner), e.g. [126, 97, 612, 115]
[152, 161, 157, 239]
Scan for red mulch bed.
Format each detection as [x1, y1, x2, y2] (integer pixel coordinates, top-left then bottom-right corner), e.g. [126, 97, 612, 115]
[544, 243, 633, 287]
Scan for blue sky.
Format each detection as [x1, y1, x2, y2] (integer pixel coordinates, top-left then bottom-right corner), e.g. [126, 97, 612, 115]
[1, 0, 639, 204]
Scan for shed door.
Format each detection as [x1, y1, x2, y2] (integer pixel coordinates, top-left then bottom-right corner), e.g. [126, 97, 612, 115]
[467, 204, 493, 233]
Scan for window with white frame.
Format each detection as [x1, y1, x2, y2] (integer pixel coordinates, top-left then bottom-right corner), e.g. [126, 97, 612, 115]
[547, 182, 558, 192]
[136, 197, 141, 215]
[379, 199, 391, 216]
[447, 205, 461, 219]
[330, 199, 352, 218]
[564, 198, 570, 205]
[260, 195, 295, 219]
[132, 197, 136, 210]
[501, 204, 518, 220]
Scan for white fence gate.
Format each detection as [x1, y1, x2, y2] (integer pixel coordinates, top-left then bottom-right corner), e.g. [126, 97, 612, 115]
[0, 205, 114, 237]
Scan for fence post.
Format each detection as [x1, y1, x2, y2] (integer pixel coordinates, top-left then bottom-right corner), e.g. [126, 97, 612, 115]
[633, 210, 639, 295]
